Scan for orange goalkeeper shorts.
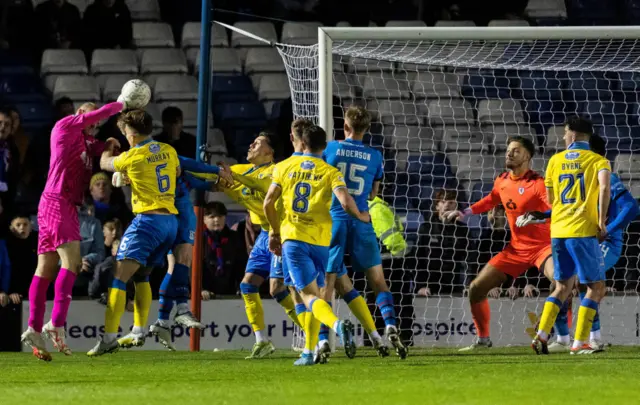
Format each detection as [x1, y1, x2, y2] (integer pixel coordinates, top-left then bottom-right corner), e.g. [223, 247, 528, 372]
[488, 243, 552, 278]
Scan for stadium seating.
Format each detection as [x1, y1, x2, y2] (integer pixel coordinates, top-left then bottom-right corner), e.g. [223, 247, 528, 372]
[211, 75, 256, 103]
[101, 75, 139, 101]
[53, 75, 100, 102]
[194, 48, 242, 75]
[0, 74, 47, 103]
[133, 22, 175, 48]
[244, 48, 285, 75]
[125, 0, 161, 21]
[257, 74, 290, 101]
[41, 50, 88, 75]
[231, 22, 278, 48]
[281, 22, 323, 45]
[140, 49, 188, 75]
[157, 101, 211, 128]
[91, 50, 139, 75]
[152, 75, 198, 102]
[181, 22, 229, 49]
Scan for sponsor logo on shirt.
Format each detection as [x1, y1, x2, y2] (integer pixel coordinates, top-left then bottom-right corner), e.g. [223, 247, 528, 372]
[300, 161, 315, 170]
[565, 152, 580, 160]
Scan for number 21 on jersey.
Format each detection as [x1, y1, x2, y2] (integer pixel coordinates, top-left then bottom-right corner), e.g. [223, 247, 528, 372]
[559, 173, 585, 204]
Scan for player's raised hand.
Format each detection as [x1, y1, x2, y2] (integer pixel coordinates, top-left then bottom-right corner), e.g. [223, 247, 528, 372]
[443, 210, 464, 223]
[515, 211, 547, 227]
[217, 165, 234, 185]
[268, 233, 282, 256]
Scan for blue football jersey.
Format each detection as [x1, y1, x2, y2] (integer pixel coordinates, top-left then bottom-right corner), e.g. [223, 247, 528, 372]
[606, 173, 630, 248]
[323, 139, 384, 220]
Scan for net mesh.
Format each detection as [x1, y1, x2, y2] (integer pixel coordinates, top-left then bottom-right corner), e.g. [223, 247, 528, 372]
[278, 38, 640, 348]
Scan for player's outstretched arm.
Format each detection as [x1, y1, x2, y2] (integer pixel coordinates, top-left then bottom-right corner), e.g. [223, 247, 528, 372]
[70, 101, 124, 129]
[232, 171, 270, 194]
[263, 184, 283, 255]
[598, 169, 612, 235]
[100, 138, 122, 172]
[607, 189, 640, 235]
[333, 187, 371, 223]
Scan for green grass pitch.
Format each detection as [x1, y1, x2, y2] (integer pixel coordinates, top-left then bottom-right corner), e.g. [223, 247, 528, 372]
[1, 347, 637, 405]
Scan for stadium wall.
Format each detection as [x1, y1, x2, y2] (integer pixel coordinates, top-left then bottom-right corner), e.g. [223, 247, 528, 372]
[15, 298, 640, 351]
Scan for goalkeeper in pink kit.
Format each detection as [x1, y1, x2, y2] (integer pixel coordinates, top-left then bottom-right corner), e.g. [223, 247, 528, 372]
[21, 100, 126, 361]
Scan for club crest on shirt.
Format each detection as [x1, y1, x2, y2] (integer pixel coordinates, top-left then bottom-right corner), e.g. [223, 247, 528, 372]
[149, 143, 160, 154]
[518, 187, 525, 195]
[300, 160, 315, 170]
[565, 152, 580, 160]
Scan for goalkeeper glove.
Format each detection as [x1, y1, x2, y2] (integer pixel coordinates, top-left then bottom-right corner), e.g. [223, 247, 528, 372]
[515, 211, 548, 227]
[117, 94, 131, 110]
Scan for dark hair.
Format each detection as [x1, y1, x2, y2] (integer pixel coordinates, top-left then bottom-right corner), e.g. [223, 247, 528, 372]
[302, 125, 327, 153]
[162, 106, 183, 124]
[54, 97, 73, 108]
[507, 136, 536, 158]
[433, 188, 458, 210]
[291, 118, 313, 139]
[0, 107, 13, 120]
[565, 115, 593, 137]
[204, 201, 228, 217]
[344, 105, 371, 134]
[589, 134, 606, 156]
[118, 109, 154, 136]
[256, 131, 278, 151]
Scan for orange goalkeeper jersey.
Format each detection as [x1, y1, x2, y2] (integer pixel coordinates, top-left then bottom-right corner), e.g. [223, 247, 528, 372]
[471, 170, 551, 250]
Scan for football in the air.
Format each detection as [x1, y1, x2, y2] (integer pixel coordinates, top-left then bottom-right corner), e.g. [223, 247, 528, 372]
[120, 79, 151, 109]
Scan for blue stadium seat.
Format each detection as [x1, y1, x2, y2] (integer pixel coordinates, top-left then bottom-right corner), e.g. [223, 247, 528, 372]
[16, 102, 54, 129]
[470, 181, 493, 203]
[211, 75, 257, 103]
[581, 100, 626, 126]
[623, 0, 640, 23]
[216, 101, 267, 129]
[523, 100, 567, 127]
[519, 70, 563, 101]
[0, 51, 35, 75]
[403, 210, 424, 235]
[598, 126, 639, 152]
[566, 71, 610, 102]
[567, 0, 618, 24]
[406, 153, 451, 181]
[0, 74, 48, 103]
[461, 69, 514, 100]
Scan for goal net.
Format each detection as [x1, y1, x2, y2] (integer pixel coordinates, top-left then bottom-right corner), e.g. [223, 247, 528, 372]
[277, 26, 640, 348]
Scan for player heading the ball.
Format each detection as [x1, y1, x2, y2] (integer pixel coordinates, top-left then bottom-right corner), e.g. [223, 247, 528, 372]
[263, 124, 369, 366]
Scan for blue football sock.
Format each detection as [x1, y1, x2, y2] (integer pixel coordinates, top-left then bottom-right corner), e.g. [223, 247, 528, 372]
[172, 263, 191, 307]
[375, 291, 397, 327]
[318, 302, 332, 342]
[554, 299, 571, 337]
[158, 272, 174, 321]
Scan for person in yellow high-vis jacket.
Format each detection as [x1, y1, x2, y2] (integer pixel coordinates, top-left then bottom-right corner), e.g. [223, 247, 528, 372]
[368, 196, 407, 257]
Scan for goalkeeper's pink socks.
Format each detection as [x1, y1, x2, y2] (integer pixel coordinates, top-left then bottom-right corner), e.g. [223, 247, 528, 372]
[28, 275, 51, 333]
[471, 299, 491, 338]
[52, 268, 77, 328]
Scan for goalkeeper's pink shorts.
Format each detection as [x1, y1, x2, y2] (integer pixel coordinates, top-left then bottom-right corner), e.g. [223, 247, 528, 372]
[37, 193, 80, 255]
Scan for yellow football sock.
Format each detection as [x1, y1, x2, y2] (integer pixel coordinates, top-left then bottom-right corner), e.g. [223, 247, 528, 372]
[310, 298, 339, 330]
[347, 295, 377, 334]
[277, 294, 303, 328]
[574, 302, 598, 343]
[305, 313, 320, 352]
[538, 298, 562, 339]
[242, 292, 265, 332]
[105, 287, 127, 334]
[133, 282, 152, 328]
[298, 311, 308, 332]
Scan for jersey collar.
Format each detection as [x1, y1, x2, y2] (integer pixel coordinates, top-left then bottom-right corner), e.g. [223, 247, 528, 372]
[133, 138, 154, 148]
[302, 153, 322, 158]
[243, 161, 272, 176]
[344, 138, 363, 145]
[568, 141, 590, 151]
[292, 152, 303, 156]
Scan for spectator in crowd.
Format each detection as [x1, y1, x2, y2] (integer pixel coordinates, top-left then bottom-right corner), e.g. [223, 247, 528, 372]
[154, 107, 197, 159]
[35, 0, 82, 51]
[82, 0, 132, 58]
[54, 96, 75, 120]
[75, 201, 105, 296]
[231, 213, 259, 257]
[0, 0, 34, 51]
[416, 189, 473, 296]
[0, 109, 20, 236]
[89, 172, 132, 224]
[89, 238, 134, 311]
[102, 218, 122, 258]
[0, 238, 10, 307]
[5, 214, 37, 303]
[202, 202, 244, 298]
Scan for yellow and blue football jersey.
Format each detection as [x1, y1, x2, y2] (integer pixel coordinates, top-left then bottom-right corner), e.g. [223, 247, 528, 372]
[112, 138, 179, 215]
[272, 153, 347, 247]
[544, 141, 611, 238]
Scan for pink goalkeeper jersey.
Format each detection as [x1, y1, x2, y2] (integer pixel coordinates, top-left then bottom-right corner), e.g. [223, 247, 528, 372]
[43, 102, 123, 205]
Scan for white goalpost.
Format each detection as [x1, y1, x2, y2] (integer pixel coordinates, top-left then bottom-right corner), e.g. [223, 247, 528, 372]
[276, 26, 640, 348]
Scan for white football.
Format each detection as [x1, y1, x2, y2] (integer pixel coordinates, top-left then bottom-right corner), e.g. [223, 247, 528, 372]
[120, 79, 151, 109]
